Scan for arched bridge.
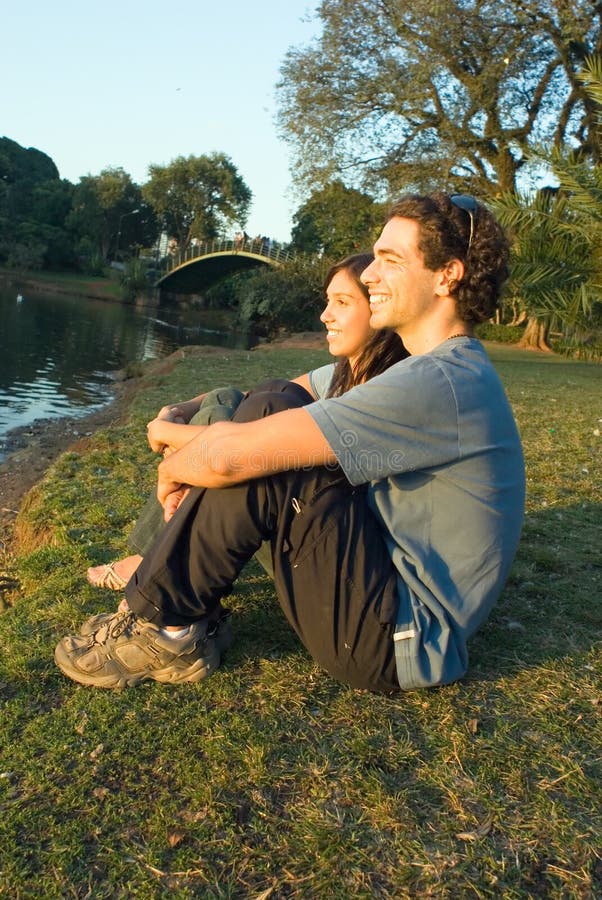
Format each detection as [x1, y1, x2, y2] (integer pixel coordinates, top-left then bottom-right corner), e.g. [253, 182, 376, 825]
[156, 237, 294, 293]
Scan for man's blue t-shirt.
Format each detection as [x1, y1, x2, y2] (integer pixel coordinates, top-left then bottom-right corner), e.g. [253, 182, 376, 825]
[307, 337, 525, 689]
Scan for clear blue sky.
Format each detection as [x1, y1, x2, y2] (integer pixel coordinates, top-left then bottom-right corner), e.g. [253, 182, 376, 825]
[1, 1, 321, 242]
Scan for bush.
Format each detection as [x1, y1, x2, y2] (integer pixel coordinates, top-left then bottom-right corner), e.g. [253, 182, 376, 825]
[5, 241, 46, 271]
[474, 322, 522, 343]
[82, 252, 106, 277]
[551, 328, 602, 361]
[120, 258, 152, 301]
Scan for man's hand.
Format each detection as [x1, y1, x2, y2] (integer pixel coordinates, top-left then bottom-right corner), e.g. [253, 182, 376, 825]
[157, 407, 337, 489]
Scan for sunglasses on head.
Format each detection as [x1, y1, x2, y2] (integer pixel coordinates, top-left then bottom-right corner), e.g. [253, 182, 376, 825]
[450, 194, 478, 250]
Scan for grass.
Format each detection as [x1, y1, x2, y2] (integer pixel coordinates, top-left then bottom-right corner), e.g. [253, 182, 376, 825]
[0, 266, 123, 301]
[0, 344, 601, 898]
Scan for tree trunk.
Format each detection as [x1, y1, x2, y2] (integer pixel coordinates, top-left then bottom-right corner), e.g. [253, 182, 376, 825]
[508, 302, 528, 326]
[517, 316, 553, 352]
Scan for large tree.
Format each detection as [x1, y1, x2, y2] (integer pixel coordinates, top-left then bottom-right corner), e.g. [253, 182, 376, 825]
[291, 180, 384, 257]
[0, 137, 74, 269]
[67, 167, 155, 261]
[142, 153, 252, 250]
[277, 0, 601, 196]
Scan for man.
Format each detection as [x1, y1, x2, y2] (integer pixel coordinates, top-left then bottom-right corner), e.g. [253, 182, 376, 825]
[55, 192, 525, 692]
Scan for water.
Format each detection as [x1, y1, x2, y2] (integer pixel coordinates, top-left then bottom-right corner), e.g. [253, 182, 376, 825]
[0, 283, 254, 450]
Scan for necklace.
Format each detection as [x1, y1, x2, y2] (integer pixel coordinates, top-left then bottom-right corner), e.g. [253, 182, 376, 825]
[447, 333, 470, 340]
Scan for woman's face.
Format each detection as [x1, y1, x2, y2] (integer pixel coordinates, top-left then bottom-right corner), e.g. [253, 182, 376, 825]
[320, 268, 373, 367]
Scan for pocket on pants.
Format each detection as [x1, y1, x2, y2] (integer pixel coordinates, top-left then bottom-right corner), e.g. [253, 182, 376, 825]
[285, 480, 350, 568]
[289, 516, 339, 569]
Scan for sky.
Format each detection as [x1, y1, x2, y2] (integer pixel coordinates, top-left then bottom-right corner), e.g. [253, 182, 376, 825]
[1, 1, 322, 243]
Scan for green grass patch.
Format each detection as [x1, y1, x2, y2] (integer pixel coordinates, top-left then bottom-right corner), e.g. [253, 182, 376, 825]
[1, 344, 601, 897]
[1, 266, 123, 300]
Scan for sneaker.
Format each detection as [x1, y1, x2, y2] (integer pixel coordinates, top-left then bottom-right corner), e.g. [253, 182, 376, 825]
[54, 609, 232, 689]
[79, 599, 130, 636]
[78, 604, 232, 642]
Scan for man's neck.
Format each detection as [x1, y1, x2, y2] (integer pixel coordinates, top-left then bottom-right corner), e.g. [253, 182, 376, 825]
[399, 320, 473, 356]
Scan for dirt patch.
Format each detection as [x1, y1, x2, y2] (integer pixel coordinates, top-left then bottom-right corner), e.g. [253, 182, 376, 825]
[253, 331, 325, 351]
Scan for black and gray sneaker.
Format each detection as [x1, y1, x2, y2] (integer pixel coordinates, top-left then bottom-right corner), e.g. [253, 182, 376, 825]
[54, 609, 232, 689]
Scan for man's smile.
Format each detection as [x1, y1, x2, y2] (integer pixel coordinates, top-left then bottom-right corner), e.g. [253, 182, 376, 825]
[369, 294, 390, 306]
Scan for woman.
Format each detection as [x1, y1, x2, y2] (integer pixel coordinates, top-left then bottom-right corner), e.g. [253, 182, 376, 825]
[87, 252, 408, 589]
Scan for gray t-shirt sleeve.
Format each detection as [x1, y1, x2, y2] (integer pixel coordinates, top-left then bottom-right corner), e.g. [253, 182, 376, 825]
[308, 363, 336, 400]
[307, 357, 459, 484]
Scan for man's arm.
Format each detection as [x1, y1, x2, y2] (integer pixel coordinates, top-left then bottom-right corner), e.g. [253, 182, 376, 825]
[157, 406, 336, 504]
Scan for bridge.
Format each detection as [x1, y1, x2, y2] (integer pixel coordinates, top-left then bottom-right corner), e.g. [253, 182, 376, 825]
[156, 237, 294, 293]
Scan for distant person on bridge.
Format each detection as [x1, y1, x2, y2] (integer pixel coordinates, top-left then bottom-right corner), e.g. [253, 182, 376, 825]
[55, 193, 525, 694]
[85, 252, 407, 590]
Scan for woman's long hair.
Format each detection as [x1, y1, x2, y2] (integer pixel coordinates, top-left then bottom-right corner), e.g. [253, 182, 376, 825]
[324, 253, 409, 398]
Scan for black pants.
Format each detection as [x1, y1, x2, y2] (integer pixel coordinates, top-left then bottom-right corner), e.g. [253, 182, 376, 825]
[126, 382, 400, 693]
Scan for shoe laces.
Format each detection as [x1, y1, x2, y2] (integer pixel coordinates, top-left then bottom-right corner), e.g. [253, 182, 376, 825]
[93, 609, 137, 644]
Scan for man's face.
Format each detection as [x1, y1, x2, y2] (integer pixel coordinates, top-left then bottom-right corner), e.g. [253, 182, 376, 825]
[360, 217, 443, 337]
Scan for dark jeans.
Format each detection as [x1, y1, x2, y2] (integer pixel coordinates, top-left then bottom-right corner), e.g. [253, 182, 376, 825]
[125, 382, 400, 693]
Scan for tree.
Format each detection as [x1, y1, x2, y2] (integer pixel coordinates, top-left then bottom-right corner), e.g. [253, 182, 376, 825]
[28, 179, 76, 269]
[494, 186, 601, 349]
[0, 137, 70, 268]
[67, 167, 156, 261]
[493, 55, 602, 350]
[277, 0, 601, 197]
[0, 136, 58, 187]
[142, 153, 252, 251]
[291, 180, 385, 257]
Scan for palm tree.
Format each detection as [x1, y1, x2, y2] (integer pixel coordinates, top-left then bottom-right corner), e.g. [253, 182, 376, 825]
[492, 57, 602, 352]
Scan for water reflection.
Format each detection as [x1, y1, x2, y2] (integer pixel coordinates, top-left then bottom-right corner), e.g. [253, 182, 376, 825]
[0, 283, 254, 442]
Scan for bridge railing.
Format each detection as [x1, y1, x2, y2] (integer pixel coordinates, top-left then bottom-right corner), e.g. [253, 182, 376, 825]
[160, 237, 295, 275]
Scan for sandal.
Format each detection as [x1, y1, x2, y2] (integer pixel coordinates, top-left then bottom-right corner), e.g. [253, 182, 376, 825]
[86, 563, 129, 591]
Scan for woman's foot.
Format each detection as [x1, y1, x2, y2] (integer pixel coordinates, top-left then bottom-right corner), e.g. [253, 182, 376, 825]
[86, 555, 143, 590]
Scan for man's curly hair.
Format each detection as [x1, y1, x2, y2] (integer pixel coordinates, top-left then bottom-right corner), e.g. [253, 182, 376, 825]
[387, 192, 510, 324]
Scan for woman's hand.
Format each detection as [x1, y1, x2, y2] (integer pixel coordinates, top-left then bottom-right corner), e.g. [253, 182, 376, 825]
[147, 417, 170, 454]
[155, 395, 204, 424]
[157, 464, 185, 510]
[163, 486, 191, 521]
[156, 404, 187, 424]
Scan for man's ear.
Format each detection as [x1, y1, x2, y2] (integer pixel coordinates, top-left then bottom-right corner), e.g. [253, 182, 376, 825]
[436, 259, 465, 296]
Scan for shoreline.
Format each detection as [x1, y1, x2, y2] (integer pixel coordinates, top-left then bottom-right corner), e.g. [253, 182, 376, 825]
[0, 334, 326, 547]
[0, 382, 134, 545]
[1, 268, 124, 303]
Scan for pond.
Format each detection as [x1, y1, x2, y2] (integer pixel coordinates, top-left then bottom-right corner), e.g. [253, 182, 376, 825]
[0, 284, 255, 450]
